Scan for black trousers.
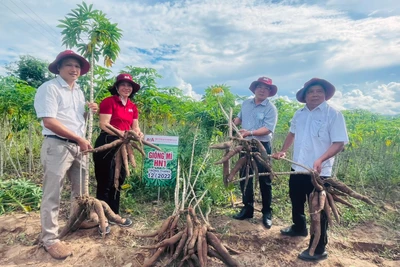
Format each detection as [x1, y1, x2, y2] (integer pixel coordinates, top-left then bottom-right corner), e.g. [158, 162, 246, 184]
[289, 171, 328, 253]
[239, 141, 272, 214]
[93, 132, 126, 214]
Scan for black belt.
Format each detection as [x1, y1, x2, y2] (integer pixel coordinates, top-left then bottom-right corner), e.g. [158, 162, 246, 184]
[45, 135, 78, 144]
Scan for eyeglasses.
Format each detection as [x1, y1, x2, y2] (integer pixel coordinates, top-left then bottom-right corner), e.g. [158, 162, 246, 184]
[256, 85, 271, 90]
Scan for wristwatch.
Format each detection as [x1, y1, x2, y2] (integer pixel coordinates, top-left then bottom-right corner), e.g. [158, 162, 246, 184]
[250, 130, 254, 136]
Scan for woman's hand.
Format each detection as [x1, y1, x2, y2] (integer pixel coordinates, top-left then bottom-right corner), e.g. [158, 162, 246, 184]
[137, 131, 144, 139]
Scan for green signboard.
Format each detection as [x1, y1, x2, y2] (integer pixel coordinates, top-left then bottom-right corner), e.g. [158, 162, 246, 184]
[143, 135, 179, 187]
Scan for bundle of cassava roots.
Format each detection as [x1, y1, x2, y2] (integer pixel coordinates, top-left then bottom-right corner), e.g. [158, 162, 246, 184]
[210, 137, 374, 256]
[59, 125, 161, 239]
[138, 207, 240, 267]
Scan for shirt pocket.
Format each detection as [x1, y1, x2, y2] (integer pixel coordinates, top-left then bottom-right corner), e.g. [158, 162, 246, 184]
[256, 112, 264, 121]
[59, 95, 73, 111]
[311, 120, 329, 140]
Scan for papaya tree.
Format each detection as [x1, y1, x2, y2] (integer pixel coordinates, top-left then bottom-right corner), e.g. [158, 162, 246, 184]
[58, 1, 122, 140]
[58, 1, 122, 189]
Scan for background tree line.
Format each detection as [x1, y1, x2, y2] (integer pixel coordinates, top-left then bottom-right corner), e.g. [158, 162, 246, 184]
[1, 54, 399, 216]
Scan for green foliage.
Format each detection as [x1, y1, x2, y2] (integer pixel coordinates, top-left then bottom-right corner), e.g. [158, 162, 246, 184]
[0, 179, 42, 215]
[123, 66, 195, 134]
[123, 66, 162, 91]
[343, 109, 400, 146]
[58, 1, 123, 67]
[332, 109, 400, 201]
[77, 65, 114, 101]
[120, 173, 175, 216]
[0, 60, 398, 233]
[273, 97, 302, 135]
[166, 125, 211, 172]
[6, 55, 52, 88]
[190, 84, 238, 139]
[0, 76, 37, 130]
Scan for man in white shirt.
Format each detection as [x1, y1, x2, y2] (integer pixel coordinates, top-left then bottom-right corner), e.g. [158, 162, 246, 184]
[34, 50, 98, 260]
[273, 78, 348, 261]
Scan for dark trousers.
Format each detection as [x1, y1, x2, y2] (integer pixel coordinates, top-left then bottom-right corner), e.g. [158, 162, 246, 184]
[93, 132, 126, 214]
[239, 141, 272, 214]
[289, 171, 328, 253]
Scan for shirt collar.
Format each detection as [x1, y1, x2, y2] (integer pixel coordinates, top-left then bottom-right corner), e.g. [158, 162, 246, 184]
[56, 75, 80, 90]
[113, 94, 131, 105]
[252, 97, 269, 106]
[302, 101, 328, 112]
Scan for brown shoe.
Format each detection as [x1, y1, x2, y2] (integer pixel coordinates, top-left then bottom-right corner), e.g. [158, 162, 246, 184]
[45, 242, 72, 260]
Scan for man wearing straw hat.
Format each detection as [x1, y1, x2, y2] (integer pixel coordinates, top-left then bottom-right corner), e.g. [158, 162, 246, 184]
[232, 76, 278, 229]
[273, 78, 348, 261]
[34, 50, 98, 260]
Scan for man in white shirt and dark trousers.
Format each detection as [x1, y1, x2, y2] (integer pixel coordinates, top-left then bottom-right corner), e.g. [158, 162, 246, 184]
[232, 77, 278, 229]
[273, 78, 349, 261]
[34, 50, 98, 260]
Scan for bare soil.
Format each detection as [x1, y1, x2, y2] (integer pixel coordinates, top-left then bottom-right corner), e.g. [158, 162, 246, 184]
[0, 209, 399, 267]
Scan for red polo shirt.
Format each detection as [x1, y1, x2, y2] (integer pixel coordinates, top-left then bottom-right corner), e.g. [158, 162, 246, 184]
[99, 95, 139, 130]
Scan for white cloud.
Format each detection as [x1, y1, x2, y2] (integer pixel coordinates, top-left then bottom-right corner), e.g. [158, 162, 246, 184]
[324, 16, 400, 72]
[0, 66, 7, 75]
[329, 82, 400, 115]
[326, 0, 400, 16]
[177, 80, 202, 101]
[0, 0, 399, 116]
[158, 64, 202, 100]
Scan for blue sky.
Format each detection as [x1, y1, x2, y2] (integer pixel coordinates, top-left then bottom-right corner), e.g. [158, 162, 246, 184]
[0, 0, 399, 114]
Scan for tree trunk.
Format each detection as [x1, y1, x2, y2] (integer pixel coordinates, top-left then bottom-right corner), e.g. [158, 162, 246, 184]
[28, 123, 33, 174]
[0, 121, 4, 177]
[13, 138, 23, 175]
[84, 52, 95, 195]
[4, 139, 21, 177]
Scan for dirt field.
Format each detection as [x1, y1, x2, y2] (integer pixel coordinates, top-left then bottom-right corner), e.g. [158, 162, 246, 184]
[0, 210, 398, 267]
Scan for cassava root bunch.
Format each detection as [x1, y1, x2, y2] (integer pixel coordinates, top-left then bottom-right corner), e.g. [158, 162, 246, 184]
[305, 168, 374, 256]
[58, 195, 126, 239]
[210, 137, 274, 189]
[85, 125, 161, 189]
[138, 206, 240, 267]
[212, 135, 374, 257]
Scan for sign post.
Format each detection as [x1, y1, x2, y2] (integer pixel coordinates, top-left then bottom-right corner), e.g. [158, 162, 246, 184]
[143, 135, 179, 188]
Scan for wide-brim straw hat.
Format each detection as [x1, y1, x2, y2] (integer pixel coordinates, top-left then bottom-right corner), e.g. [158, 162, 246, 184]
[296, 78, 335, 103]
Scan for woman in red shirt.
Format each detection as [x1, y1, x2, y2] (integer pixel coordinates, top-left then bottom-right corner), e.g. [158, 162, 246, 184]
[93, 73, 143, 234]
